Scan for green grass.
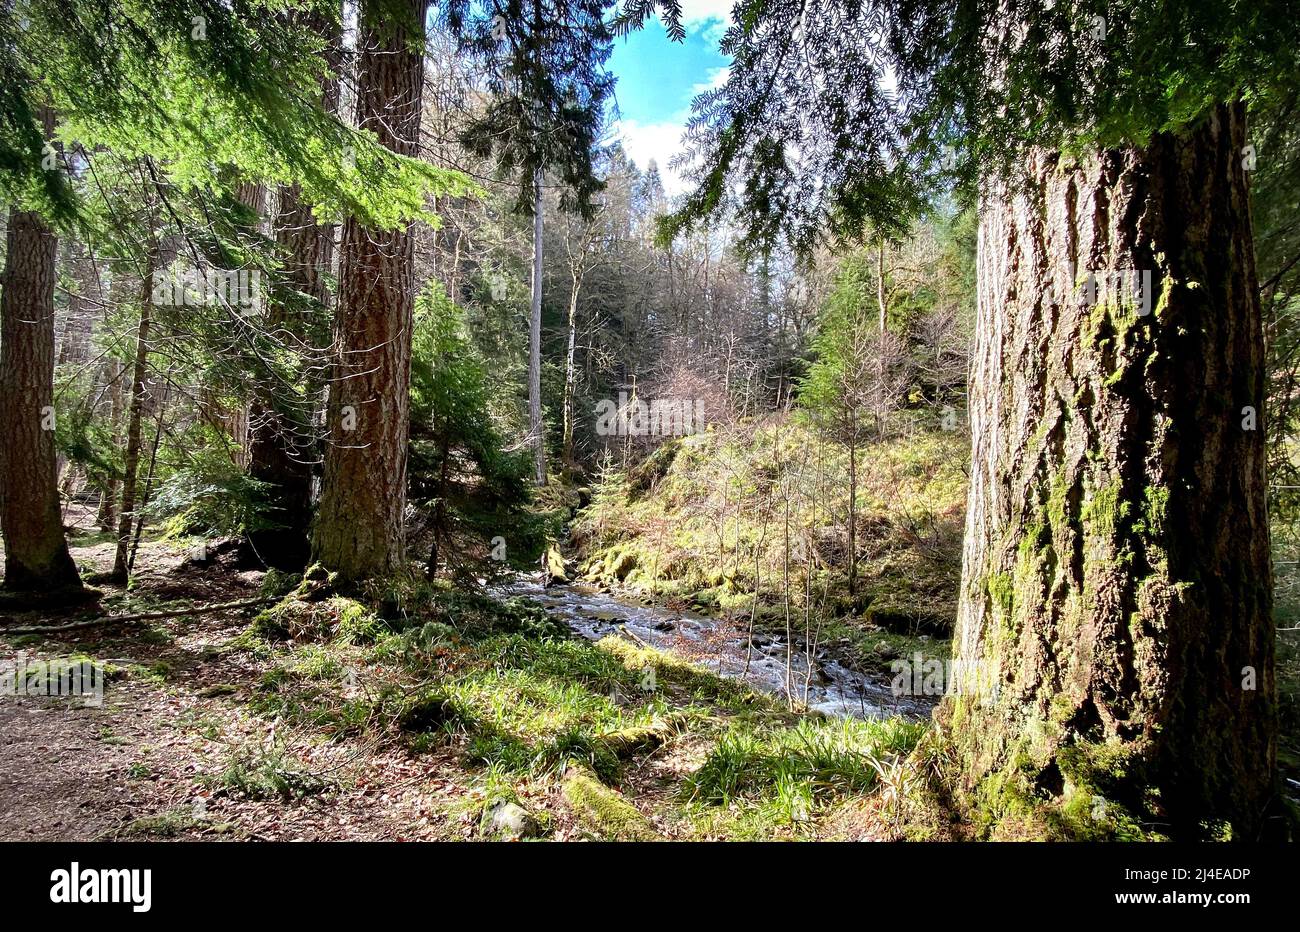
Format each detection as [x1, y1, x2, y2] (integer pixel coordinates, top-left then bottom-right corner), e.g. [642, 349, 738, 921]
[685, 716, 927, 804]
[210, 744, 334, 801]
[107, 809, 198, 839]
[230, 578, 934, 840]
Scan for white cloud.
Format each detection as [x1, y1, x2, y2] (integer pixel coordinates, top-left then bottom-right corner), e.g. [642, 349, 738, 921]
[680, 1, 731, 42]
[691, 65, 730, 95]
[618, 118, 692, 195]
[615, 8, 734, 196]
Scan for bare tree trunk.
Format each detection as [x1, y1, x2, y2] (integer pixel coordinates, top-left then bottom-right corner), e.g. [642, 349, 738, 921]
[561, 268, 579, 465]
[529, 165, 547, 485]
[312, 0, 425, 585]
[112, 232, 171, 582]
[127, 381, 170, 574]
[940, 102, 1276, 839]
[97, 265, 133, 532]
[0, 197, 84, 598]
[96, 358, 123, 531]
[847, 438, 857, 600]
[876, 237, 887, 333]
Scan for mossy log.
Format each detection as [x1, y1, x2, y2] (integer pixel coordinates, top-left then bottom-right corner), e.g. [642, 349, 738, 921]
[594, 714, 683, 759]
[561, 765, 657, 841]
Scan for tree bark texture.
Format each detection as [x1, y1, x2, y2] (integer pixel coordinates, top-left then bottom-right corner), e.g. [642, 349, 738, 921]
[312, 0, 425, 584]
[0, 204, 83, 595]
[940, 102, 1275, 839]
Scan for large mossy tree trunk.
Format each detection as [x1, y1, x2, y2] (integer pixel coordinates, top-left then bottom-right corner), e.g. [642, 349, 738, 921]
[0, 205, 84, 598]
[940, 102, 1276, 840]
[311, 0, 424, 585]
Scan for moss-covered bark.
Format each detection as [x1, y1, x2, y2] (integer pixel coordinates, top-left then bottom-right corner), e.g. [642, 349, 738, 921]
[941, 102, 1276, 839]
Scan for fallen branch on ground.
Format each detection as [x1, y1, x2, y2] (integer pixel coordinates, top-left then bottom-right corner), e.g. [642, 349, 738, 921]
[0, 596, 274, 635]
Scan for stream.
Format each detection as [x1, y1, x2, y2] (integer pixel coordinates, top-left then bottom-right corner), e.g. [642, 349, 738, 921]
[497, 576, 933, 720]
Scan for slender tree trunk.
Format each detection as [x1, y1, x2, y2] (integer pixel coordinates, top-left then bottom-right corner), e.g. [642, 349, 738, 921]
[561, 269, 579, 465]
[940, 102, 1275, 839]
[127, 381, 170, 574]
[112, 238, 169, 582]
[426, 430, 451, 578]
[0, 201, 84, 597]
[96, 358, 123, 531]
[876, 237, 887, 333]
[97, 265, 133, 532]
[847, 439, 857, 600]
[312, 0, 425, 584]
[529, 165, 547, 485]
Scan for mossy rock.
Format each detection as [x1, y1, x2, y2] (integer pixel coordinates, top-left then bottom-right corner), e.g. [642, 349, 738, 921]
[610, 550, 639, 582]
[562, 765, 657, 840]
[479, 799, 544, 840]
[543, 542, 570, 585]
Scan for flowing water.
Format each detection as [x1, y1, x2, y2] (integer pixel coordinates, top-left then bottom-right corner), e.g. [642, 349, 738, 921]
[497, 576, 933, 720]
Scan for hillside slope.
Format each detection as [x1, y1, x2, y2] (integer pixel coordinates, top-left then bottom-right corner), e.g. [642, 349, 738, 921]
[571, 415, 968, 677]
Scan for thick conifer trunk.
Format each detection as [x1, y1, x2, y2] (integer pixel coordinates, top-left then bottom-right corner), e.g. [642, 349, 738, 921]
[940, 102, 1275, 839]
[0, 205, 84, 597]
[245, 178, 330, 570]
[311, 0, 424, 584]
[245, 9, 340, 570]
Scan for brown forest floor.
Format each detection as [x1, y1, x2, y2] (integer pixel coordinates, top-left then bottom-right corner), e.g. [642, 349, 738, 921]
[0, 532, 479, 841]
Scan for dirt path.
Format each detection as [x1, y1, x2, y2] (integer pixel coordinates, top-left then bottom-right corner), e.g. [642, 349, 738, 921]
[0, 535, 469, 842]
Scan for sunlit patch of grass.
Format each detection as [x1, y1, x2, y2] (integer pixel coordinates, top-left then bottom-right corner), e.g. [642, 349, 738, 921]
[242, 599, 736, 785]
[106, 808, 197, 839]
[249, 671, 392, 736]
[439, 655, 666, 779]
[233, 582, 943, 839]
[685, 715, 926, 805]
[287, 644, 345, 680]
[595, 635, 780, 712]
